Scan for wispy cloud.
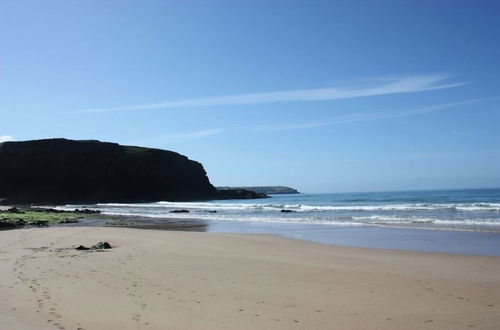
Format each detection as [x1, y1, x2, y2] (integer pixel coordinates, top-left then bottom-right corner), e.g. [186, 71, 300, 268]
[255, 97, 497, 131]
[134, 128, 225, 145]
[0, 135, 13, 143]
[73, 74, 464, 114]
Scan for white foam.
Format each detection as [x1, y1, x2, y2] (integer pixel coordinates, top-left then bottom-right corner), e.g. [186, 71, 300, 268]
[90, 201, 500, 212]
[86, 210, 363, 226]
[53, 200, 500, 231]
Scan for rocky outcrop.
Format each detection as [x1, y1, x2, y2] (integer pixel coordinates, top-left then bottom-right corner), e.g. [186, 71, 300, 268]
[0, 139, 265, 205]
[75, 242, 112, 250]
[214, 188, 269, 199]
[218, 186, 299, 195]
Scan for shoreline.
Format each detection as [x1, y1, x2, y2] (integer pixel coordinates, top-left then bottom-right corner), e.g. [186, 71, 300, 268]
[204, 219, 500, 257]
[1, 226, 499, 329]
[2, 206, 500, 257]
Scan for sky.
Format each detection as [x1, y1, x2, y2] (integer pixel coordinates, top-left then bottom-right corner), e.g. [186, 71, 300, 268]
[1, 0, 499, 193]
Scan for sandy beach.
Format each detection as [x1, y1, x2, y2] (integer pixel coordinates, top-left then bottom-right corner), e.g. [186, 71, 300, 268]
[1, 227, 499, 329]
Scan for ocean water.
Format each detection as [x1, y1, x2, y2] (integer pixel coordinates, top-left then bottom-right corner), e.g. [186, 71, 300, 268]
[68, 188, 500, 231]
[60, 188, 500, 256]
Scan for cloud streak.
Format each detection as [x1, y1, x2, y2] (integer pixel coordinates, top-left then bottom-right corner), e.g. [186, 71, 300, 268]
[255, 97, 497, 131]
[73, 74, 465, 114]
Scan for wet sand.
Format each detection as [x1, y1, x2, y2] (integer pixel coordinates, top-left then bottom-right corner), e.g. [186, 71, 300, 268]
[0, 227, 499, 329]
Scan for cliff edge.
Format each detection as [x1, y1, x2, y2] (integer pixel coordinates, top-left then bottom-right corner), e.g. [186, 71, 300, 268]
[0, 139, 265, 204]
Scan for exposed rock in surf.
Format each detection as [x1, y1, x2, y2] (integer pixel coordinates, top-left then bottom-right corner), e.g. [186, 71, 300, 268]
[170, 209, 190, 213]
[74, 209, 101, 214]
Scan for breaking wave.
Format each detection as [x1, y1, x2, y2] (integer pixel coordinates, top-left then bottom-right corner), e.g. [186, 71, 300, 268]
[58, 189, 500, 232]
[94, 201, 500, 212]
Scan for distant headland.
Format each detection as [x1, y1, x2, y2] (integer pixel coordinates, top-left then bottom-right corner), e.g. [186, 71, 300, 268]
[0, 138, 266, 205]
[217, 186, 299, 195]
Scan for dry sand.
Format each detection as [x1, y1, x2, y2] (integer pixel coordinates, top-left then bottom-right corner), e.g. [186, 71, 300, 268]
[0, 227, 499, 330]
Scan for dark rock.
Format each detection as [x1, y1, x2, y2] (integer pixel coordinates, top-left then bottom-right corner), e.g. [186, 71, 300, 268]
[218, 186, 299, 194]
[0, 138, 267, 205]
[74, 209, 101, 214]
[0, 220, 18, 229]
[206, 210, 217, 213]
[170, 209, 190, 213]
[30, 207, 100, 215]
[30, 207, 66, 213]
[0, 218, 48, 229]
[75, 245, 89, 250]
[29, 220, 49, 227]
[91, 242, 112, 249]
[215, 189, 267, 200]
[280, 209, 296, 213]
[14, 219, 27, 226]
[0, 218, 29, 229]
[7, 207, 24, 214]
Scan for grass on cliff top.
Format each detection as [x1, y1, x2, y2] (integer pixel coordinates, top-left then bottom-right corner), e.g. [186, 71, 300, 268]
[124, 145, 153, 155]
[0, 212, 81, 224]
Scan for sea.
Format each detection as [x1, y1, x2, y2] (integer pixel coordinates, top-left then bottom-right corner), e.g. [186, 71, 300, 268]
[62, 188, 500, 256]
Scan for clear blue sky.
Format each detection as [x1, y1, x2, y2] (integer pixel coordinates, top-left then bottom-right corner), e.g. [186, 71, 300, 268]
[1, 0, 499, 193]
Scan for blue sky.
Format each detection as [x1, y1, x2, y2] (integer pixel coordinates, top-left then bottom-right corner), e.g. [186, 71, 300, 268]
[1, 0, 499, 193]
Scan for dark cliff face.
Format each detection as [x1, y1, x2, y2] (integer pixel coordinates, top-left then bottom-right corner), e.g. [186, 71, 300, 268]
[0, 139, 219, 204]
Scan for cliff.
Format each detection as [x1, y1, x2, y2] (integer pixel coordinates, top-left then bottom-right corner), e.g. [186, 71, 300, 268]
[218, 186, 300, 194]
[0, 139, 265, 205]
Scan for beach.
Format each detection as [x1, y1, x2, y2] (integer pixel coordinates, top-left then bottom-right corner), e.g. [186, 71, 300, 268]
[1, 227, 499, 329]
[3, 1, 500, 329]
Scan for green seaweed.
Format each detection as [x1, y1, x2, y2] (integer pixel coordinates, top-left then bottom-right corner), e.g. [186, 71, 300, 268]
[0, 212, 81, 224]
